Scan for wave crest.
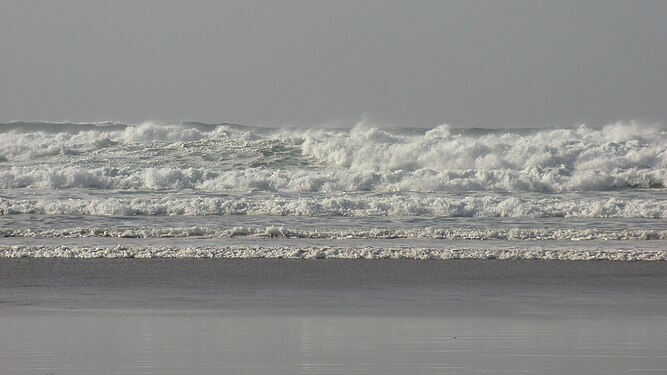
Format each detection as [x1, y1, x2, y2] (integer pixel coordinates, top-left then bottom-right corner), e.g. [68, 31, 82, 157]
[1, 121, 665, 193]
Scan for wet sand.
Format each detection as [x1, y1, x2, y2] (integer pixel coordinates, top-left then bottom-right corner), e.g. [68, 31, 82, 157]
[1, 259, 666, 374]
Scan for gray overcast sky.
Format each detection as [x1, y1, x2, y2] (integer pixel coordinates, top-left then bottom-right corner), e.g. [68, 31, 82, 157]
[1, 0, 666, 127]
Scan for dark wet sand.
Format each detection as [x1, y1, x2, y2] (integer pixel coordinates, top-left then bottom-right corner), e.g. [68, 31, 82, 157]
[1, 259, 666, 374]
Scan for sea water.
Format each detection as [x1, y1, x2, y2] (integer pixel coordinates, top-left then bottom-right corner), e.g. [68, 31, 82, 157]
[2, 122, 667, 374]
[1, 120, 666, 259]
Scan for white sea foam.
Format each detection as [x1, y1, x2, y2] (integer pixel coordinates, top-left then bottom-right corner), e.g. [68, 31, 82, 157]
[1, 226, 665, 240]
[298, 122, 666, 171]
[0, 164, 665, 193]
[1, 245, 665, 261]
[1, 193, 665, 218]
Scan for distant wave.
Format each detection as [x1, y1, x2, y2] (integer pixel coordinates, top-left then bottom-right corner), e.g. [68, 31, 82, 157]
[1, 121, 665, 193]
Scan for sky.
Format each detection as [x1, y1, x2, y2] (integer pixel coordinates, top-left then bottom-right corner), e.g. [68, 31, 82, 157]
[1, 0, 666, 128]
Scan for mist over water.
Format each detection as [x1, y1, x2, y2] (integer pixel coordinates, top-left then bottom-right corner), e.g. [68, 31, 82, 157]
[1, 121, 666, 259]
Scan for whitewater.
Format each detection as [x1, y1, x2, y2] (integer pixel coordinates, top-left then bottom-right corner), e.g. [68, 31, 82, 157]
[1, 120, 666, 260]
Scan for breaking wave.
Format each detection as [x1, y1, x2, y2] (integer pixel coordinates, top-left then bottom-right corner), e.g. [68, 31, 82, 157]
[3, 120, 665, 262]
[0, 165, 664, 193]
[1, 120, 665, 193]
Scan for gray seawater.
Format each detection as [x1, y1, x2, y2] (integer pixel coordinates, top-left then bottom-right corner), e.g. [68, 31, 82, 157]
[1, 121, 666, 259]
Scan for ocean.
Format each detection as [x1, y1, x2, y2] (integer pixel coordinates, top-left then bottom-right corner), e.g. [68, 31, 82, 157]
[2, 121, 667, 374]
[0, 121, 666, 260]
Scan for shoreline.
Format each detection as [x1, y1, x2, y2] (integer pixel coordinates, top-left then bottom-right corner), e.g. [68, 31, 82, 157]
[2, 258, 666, 318]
